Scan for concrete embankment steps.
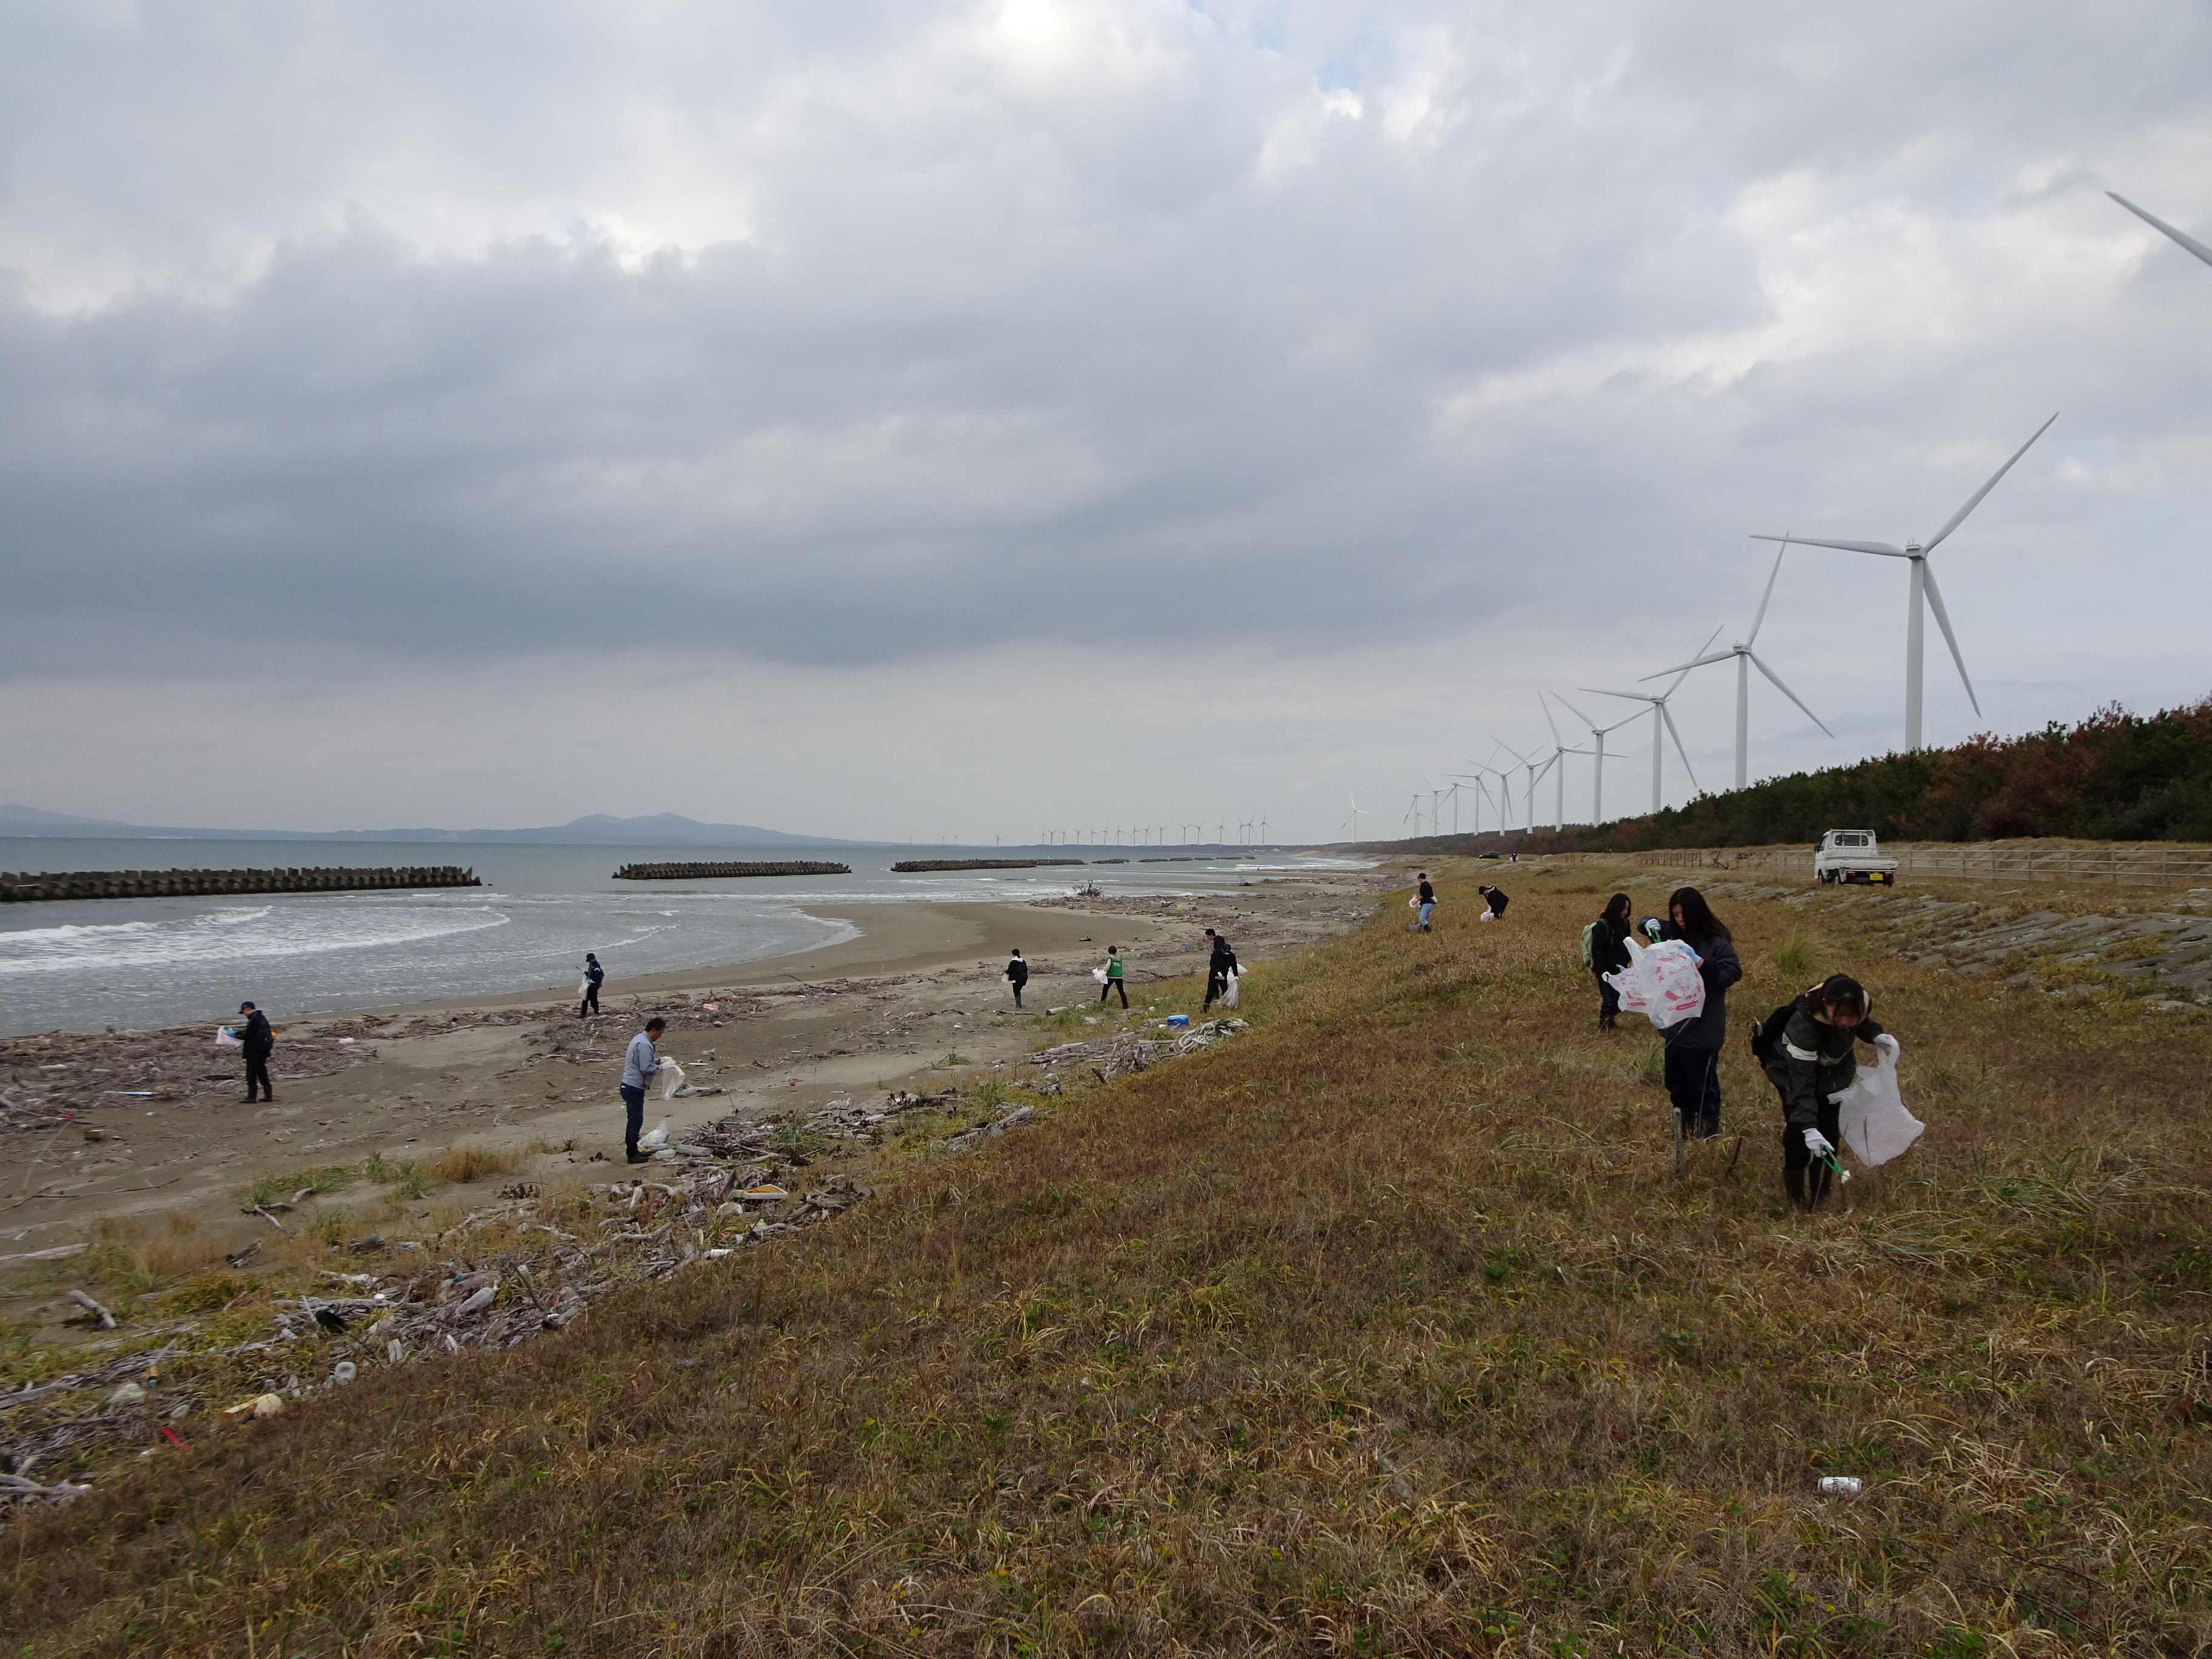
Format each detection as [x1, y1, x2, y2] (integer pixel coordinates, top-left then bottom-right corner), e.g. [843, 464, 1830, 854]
[0, 866, 480, 902]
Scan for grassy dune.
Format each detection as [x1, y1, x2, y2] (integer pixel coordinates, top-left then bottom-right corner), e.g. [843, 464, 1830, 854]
[8, 860, 2211, 1655]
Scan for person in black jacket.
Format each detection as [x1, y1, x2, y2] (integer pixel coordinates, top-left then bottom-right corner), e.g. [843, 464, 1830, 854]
[1761, 974, 1891, 1210]
[579, 952, 604, 1018]
[236, 1000, 275, 1102]
[1004, 948, 1028, 1008]
[1590, 892, 1634, 1031]
[1202, 928, 1238, 1011]
[1659, 887, 1741, 1139]
[1477, 884, 1509, 919]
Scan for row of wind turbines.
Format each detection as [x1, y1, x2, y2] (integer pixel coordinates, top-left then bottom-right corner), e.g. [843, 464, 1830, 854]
[1039, 824, 1273, 848]
[1358, 189, 2209, 845]
[1362, 401, 2061, 843]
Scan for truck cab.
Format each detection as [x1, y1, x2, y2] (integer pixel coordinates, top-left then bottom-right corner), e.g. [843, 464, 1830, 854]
[1814, 829, 1900, 886]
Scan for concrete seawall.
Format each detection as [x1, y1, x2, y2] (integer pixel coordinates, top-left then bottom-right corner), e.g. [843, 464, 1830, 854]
[0, 866, 481, 903]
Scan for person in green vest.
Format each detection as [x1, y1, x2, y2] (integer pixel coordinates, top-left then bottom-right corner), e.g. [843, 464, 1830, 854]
[1099, 945, 1128, 1008]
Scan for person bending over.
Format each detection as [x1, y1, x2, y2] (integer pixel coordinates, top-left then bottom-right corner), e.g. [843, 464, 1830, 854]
[1760, 974, 1893, 1211]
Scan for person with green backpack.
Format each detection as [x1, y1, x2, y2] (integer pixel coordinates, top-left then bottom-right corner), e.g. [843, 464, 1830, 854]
[1098, 945, 1129, 1008]
[1581, 892, 1634, 1031]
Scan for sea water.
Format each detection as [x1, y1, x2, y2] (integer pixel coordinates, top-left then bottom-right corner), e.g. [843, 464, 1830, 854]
[0, 840, 1358, 1036]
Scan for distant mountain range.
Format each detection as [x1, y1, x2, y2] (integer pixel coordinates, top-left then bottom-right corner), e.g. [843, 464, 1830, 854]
[0, 805, 873, 850]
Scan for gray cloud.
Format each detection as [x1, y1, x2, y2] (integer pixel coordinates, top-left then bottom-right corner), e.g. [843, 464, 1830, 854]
[1, 1, 2209, 838]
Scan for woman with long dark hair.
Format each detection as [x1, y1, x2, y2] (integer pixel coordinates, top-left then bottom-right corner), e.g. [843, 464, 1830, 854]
[1589, 892, 1634, 1031]
[1660, 886, 1741, 1139]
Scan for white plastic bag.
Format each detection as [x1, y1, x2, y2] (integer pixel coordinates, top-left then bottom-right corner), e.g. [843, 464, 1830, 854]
[214, 1025, 242, 1048]
[1219, 970, 1240, 1009]
[1604, 937, 1706, 1030]
[1093, 967, 1109, 984]
[637, 1117, 671, 1150]
[1832, 1042, 1923, 1168]
[657, 1059, 687, 1101]
[577, 977, 590, 998]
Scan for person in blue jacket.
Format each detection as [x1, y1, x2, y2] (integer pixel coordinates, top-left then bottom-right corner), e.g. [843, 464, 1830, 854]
[579, 952, 605, 1018]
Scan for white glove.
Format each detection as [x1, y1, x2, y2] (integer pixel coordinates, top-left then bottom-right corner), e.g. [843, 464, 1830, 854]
[1873, 1033, 1900, 1059]
[1802, 1128, 1835, 1159]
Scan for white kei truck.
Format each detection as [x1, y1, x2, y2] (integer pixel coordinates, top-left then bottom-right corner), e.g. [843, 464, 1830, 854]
[1814, 830, 1901, 885]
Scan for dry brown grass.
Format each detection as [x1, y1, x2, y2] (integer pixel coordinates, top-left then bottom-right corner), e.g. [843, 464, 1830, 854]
[6, 856, 2211, 1655]
[425, 1141, 525, 1185]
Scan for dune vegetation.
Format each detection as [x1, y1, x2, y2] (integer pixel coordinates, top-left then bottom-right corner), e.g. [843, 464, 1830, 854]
[6, 857, 2210, 1655]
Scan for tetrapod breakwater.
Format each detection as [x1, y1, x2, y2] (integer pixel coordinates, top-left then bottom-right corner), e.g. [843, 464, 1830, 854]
[0, 866, 481, 903]
[890, 859, 1088, 873]
[612, 860, 853, 880]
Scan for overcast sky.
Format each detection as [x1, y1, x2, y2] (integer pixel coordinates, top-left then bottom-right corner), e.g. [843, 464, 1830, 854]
[1, 1, 2207, 845]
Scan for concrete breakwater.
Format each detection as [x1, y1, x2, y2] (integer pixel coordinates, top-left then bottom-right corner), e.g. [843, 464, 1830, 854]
[891, 858, 1087, 873]
[0, 866, 480, 903]
[612, 861, 851, 880]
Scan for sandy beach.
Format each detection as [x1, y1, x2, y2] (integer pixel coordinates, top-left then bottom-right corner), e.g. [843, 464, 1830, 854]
[1, 869, 1386, 1264]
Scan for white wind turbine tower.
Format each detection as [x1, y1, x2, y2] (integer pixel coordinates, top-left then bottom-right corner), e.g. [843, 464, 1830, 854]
[1753, 413, 2057, 751]
[1342, 792, 1366, 843]
[1643, 545, 1832, 790]
[2108, 192, 2212, 269]
[1464, 752, 1516, 836]
[1581, 633, 1715, 813]
[1552, 694, 1646, 824]
[1495, 740, 1552, 835]
[1538, 694, 1594, 831]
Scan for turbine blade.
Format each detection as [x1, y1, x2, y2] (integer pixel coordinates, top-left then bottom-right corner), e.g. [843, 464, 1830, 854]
[1553, 693, 1602, 732]
[1495, 739, 1527, 763]
[1662, 626, 1726, 697]
[1580, 688, 1657, 703]
[1753, 534, 1909, 558]
[1923, 411, 2059, 552]
[2109, 191, 2212, 269]
[1747, 650, 1834, 737]
[1539, 691, 1563, 746]
[1746, 538, 1788, 646]
[1640, 651, 1733, 680]
[1660, 705, 1700, 795]
[1920, 563, 1981, 716]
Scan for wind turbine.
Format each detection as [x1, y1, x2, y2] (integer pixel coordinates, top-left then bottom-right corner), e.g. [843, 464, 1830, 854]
[1463, 754, 1515, 836]
[1538, 695, 1595, 831]
[1581, 632, 1714, 813]
[1552, 694, 1643, 824]
[1342, 792, 1366, 843]
[1753, 412, 2057, 751]
[1402, 796, 1423, 840]
[2109, 192, 2212, 269]
[1494, 739, 1548, 836]
[1643, 546, 1832, 790]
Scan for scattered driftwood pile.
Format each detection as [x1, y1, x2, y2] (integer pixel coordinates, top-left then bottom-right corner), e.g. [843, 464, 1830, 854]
[612, 861, 851, 880]
[1026, 1017, 1249, 1090]
[890, 859, 1087, 873]
[0, 867, 478, 903]
[0, 1084, 1045, 1511]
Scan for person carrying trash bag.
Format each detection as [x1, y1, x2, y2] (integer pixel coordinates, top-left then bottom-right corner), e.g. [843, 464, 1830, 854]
[620, 1016, 666, 1165]
[1754, 974, 1894, 1211]
[1582, 893, 1634, 1031]
[1409, 872, 1436, 933]
[1098, 945, 1129, 1008]
[578, 951, 604, 1018]
[236, 1001, 276, 1102]
[1202, 928, 1238, 1012]
[1476, 883, 1509, 921]
[1657, 887, 1741, 1140]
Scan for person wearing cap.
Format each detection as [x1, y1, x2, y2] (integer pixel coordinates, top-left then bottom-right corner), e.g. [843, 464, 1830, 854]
[236, 1001, 275, 1102]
